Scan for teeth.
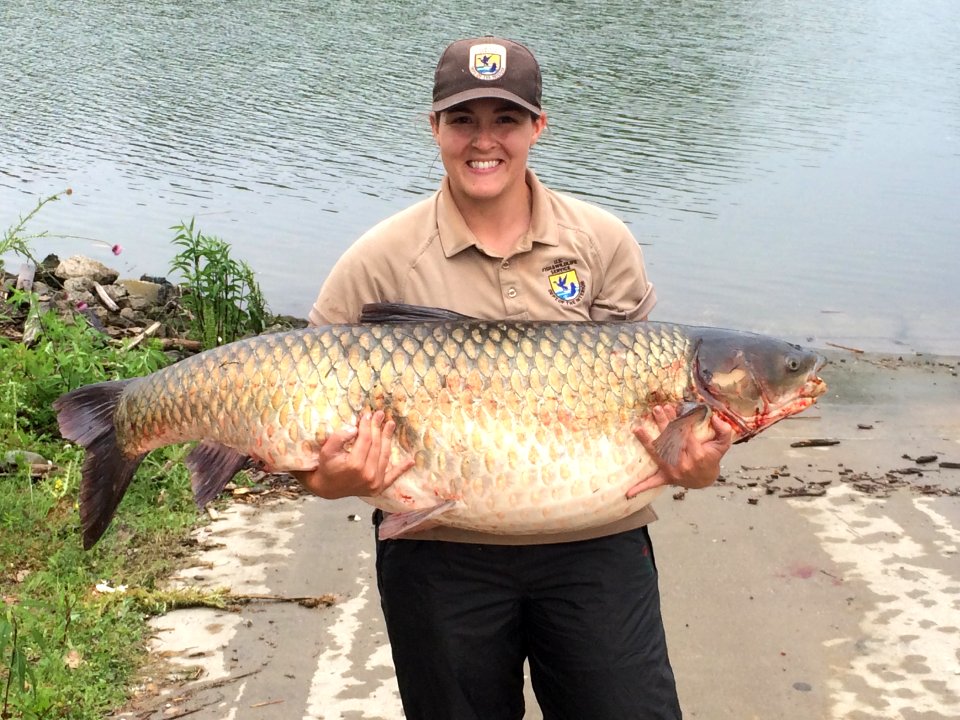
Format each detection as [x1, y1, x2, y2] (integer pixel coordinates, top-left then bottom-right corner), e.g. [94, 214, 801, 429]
[469, 160, 499, 169]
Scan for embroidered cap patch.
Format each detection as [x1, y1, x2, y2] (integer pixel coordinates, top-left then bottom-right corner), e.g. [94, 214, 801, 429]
[469, 43, 507, 81]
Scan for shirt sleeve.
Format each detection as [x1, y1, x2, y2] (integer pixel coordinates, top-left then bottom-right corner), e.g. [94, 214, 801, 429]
[589, 223, 657, 322]
[308, 195, 438, 326]
[308, 242, 392, 326]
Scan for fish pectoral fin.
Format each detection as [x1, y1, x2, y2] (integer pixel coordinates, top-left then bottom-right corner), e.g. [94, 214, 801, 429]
[377, 500, 457, 540]
[651, 405, 712, 466]
[186, 441, 250, 507]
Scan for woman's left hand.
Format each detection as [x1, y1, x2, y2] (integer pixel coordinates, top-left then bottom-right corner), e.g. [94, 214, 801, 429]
[626, 405, 734, 498]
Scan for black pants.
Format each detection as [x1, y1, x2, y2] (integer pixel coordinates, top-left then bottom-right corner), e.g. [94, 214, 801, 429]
[374, 517, 681, 720]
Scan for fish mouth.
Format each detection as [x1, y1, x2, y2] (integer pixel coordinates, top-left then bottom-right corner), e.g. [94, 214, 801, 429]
[806, 375, 828, 399]
[799, 354, 829, 403]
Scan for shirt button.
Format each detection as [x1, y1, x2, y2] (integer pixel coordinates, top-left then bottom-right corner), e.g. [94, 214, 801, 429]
[501, 260, 510, 269]
[506, 288, 517, 298]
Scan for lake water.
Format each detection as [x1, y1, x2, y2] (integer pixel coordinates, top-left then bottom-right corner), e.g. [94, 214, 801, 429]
[2, 0, 958, 354]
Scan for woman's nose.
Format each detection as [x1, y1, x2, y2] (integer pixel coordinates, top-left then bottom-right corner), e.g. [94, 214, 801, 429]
[470, 124, 497, 149]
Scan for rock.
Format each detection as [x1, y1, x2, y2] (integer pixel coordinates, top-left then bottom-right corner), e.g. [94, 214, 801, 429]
[63, 277, 95, 294]
[67, 290, 97, 309]
[118, 279, 165, 306]
[126, 295, 154, 312]
[55, 256, 119, 284]
[139, 274, 174, 287]
[268, 314, 309, 330]
[8, 252, 307, 353]
[36, 254, 63, 288]
[1, 450, 50, 468]
[107, 313, 139, 329]
[32, 281, 55, 298]
[101, 283, 129, 302]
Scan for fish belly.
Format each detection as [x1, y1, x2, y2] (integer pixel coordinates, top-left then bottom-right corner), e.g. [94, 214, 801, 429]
[366, 399, 673, 534]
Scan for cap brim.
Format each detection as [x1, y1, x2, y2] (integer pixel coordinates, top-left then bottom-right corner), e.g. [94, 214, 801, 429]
[432, 88, 542, 116]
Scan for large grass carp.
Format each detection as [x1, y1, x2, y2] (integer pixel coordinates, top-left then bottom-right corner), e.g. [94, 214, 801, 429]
[54, 304, 827, 549]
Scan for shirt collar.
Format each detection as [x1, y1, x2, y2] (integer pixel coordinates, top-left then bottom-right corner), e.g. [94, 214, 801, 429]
[436, 170, 559, 258]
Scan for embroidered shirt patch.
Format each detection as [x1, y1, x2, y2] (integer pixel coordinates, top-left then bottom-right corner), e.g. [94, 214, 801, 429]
[543, 259, 586, 305]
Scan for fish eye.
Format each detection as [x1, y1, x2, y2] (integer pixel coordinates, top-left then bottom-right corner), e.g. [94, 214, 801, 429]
[786, 356, 801, 372]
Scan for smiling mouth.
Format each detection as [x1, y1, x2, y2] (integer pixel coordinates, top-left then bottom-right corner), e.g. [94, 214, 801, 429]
[468, 160, 501, 169]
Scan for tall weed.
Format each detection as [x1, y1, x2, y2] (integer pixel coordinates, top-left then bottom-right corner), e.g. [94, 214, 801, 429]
[0, 190, 70, 275]
[170, 219, 268, 349]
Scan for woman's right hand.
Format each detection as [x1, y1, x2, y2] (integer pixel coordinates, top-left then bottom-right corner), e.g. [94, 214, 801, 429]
[290, 410, 414, 499]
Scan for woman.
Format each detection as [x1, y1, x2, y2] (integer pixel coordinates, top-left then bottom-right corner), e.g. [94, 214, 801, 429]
[296, 36, 732, 720]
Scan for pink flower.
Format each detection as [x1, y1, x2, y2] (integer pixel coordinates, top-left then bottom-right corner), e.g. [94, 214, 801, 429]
[111, 244, 123, 255]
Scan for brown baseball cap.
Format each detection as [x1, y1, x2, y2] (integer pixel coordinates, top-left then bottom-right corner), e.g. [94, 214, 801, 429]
[432, 36, 542, 116]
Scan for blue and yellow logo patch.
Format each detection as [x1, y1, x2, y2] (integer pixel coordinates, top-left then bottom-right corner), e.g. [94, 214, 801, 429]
[548, 269, 584, 303]
[473, 52, 502, 76]
[469, 43, 507, 81]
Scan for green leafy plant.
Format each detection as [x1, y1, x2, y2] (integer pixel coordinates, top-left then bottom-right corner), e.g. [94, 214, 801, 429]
[0, 605, 40, 717]
[0, 190, 71, 276]
[169, 219, 268, 349]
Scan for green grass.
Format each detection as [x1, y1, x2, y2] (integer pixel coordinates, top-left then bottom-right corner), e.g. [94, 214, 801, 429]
[0, 194, 271, 717]
[0, 307, 207, 718]
[0, 454, 200, 717]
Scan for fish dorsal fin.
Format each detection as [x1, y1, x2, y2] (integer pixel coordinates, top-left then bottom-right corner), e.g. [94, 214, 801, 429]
[359, 303, 476, 323]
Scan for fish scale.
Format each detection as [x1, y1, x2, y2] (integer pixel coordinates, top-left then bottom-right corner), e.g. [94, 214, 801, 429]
[54, 304, 826, 548]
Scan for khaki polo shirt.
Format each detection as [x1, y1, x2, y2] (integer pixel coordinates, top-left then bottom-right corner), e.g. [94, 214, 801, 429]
[309, 170, 660, 544]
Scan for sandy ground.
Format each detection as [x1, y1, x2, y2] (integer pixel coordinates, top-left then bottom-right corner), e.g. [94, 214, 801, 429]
[118, 349, 960, 720]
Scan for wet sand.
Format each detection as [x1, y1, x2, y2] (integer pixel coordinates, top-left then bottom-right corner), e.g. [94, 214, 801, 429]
[121, 350, 960, 719]
[657, 349, 960, 719]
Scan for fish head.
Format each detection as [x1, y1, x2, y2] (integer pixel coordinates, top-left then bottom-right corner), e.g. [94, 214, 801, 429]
[691, 330, 827, 441]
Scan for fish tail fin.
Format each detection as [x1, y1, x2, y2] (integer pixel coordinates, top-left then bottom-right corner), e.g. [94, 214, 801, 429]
[53, 380, 146, 549]
[185, 440, 249, 507]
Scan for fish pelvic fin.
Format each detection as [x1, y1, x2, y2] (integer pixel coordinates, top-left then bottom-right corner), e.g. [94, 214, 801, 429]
[53, 379, 146, 550]
[186, 440, 249, 507]
[651, 404, 712, 466]
[377, 500, 457, 540]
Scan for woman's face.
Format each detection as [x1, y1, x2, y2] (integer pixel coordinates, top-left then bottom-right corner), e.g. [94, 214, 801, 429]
[430, 98, 547, 206]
